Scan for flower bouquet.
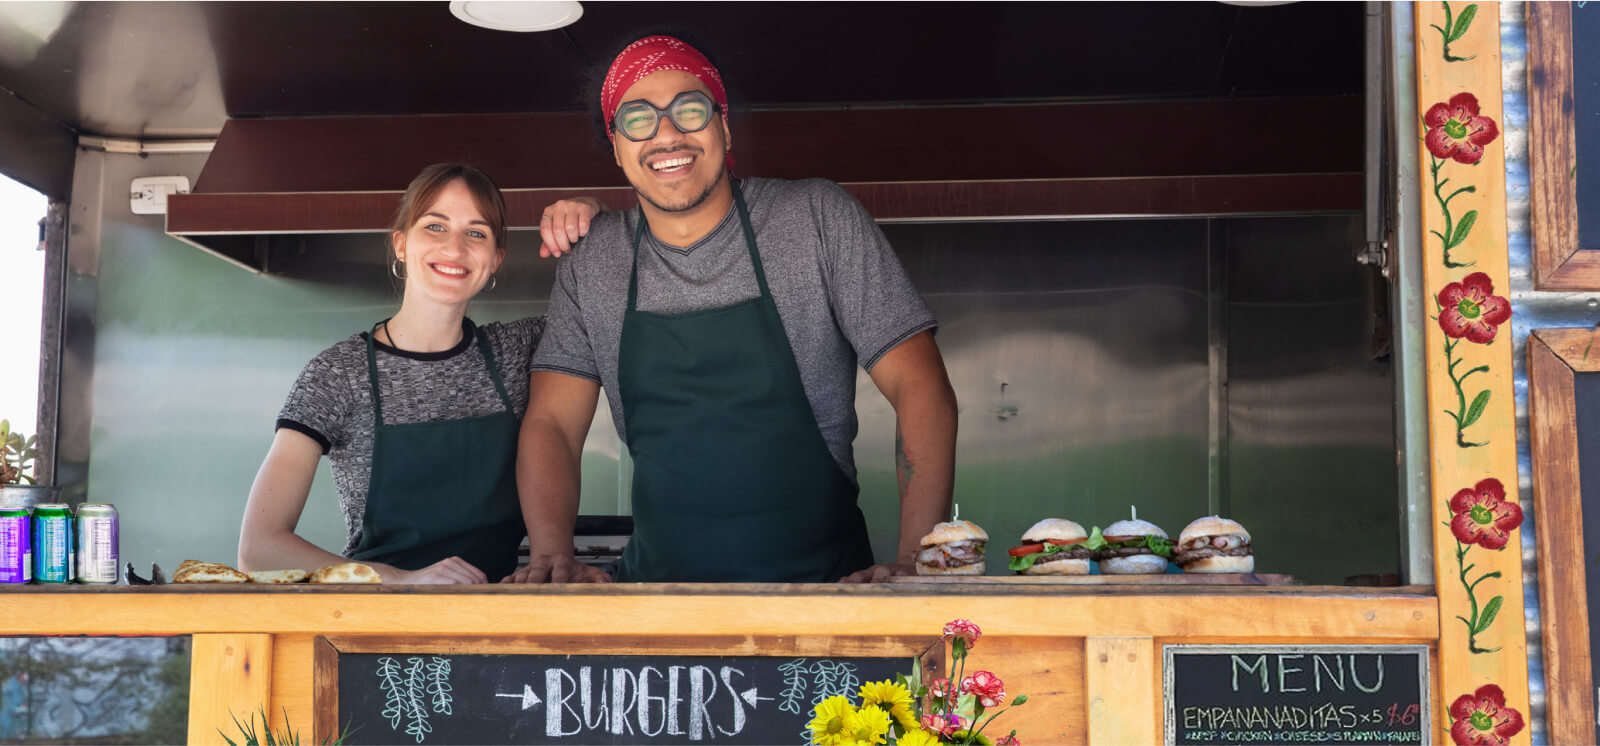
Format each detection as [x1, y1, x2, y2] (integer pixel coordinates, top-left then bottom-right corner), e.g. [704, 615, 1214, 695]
[809, 620, 1026, 745]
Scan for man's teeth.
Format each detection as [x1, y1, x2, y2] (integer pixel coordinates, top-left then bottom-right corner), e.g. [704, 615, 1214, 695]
[651, 156, 693, 171]
[433, 265, 467, 276]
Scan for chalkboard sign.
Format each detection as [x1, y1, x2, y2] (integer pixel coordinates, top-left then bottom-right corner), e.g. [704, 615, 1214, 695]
[1572, 368, 1600, 744]
[1163, 645, 1429, 745]
[334, 651, 913, 745]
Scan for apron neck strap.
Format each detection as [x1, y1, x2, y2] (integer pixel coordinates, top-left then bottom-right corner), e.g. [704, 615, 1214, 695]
[627, 178, 769, 311]
[365, 319, 512, 424]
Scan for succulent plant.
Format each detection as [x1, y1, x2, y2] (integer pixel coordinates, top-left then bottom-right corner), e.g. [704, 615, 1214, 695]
[0, 419, 38, 485]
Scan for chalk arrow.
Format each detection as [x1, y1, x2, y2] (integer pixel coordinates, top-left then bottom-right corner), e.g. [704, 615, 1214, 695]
[495, 684, 541, 711]
[741, 688, 774, 709]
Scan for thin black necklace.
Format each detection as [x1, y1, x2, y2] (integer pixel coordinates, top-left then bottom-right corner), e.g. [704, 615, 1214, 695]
[379, 319, 462, 353]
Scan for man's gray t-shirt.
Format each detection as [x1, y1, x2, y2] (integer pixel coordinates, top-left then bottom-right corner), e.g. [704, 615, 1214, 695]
[531, 177, 936, 481]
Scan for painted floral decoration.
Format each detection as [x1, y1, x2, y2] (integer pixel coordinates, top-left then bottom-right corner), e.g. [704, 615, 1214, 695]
[1449, 478, 1524, 550]
[1449, 684, 1525, 745]
[1426, 93, 1500, 165]
[1438, 273, 1511, 344]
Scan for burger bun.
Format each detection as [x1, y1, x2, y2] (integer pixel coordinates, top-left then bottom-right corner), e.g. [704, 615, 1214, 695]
[1179, 515, 1250, 543]
[1021, 518, 1088, 544]
[1099, 554, 1170, 575]
[1020, 557, 1090, 576]
[1102, 518, 1167, 539]
[919, 520, 989, 547]
[1182, 554, 1255, 573]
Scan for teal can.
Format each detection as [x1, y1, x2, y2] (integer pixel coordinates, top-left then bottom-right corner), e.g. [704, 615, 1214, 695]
[32, 503, 73, 583]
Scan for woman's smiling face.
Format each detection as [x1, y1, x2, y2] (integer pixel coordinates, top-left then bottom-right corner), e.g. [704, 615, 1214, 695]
[394, 178, 504, 306]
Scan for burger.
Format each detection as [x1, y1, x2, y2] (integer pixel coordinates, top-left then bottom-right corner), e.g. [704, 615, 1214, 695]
[1007, 518, 1092, 575]
[915, 520, 989, 575]
[1091, 518, 1174, 574]
[1175, 516, 1254, 573]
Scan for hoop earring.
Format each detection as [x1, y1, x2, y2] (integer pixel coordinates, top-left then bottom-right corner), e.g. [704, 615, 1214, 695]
[485, 274, 497, 292]
[390, 258, 407, 280]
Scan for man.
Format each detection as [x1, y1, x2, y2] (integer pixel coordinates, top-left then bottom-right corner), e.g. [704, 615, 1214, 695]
[510, 36, 956, 583]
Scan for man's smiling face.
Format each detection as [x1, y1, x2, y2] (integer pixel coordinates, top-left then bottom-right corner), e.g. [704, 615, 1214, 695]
[611, 70, 731, 215]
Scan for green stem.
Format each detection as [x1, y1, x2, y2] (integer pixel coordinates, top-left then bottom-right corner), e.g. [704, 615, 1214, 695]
[1431, 156, 1475, 268]
[1442, 338, 1488, 448]
[1455, 539, 1502, 654]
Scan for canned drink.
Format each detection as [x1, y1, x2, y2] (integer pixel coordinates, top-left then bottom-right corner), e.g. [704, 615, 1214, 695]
[0, 505, 30, 583]
[32, 503, 73, 583]
[75, 503, 119, 584]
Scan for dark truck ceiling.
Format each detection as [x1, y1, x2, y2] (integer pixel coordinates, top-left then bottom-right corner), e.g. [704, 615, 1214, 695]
[0, 1, 1362, 199]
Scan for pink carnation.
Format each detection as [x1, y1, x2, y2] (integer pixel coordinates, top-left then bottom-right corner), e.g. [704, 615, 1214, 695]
[921, 713, 967, 736]
[942, 619, 982, 648]
[963, 671, 1007, 708]
[928, 677, 955, 699]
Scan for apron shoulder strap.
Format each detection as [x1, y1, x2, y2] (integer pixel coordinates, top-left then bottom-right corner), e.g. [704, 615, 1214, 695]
[364, 325, 386, 426]
[469, 319, 516, 412]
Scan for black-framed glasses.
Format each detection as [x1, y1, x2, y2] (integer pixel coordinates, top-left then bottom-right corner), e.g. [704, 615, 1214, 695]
[613, 90, 722, 142]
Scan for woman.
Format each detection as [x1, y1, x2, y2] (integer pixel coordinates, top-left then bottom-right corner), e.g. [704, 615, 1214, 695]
[239, 163, 597, 583]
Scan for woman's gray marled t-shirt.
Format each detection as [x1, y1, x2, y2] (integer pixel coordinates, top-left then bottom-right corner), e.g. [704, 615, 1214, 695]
[277, 317, 544, 555]
[531, 177, 937, 482]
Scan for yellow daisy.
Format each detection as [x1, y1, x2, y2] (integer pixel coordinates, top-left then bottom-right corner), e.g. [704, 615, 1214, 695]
[843, 704, 893, 745]
[858, 680, 918, 732]
[809, 695, 856, 746]
[896, 728, 942, 746]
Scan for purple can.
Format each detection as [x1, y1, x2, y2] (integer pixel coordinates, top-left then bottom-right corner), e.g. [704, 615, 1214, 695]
[0, 505, 31, 583]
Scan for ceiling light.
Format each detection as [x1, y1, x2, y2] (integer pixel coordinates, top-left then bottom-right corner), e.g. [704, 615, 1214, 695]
[449, 1, 582, 32]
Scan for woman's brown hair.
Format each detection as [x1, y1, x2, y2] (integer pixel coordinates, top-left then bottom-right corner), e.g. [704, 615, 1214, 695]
[389, 163, 509, 253]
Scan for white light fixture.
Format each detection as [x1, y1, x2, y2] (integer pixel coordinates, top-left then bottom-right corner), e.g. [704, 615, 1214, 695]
[449, 1, 582, 32]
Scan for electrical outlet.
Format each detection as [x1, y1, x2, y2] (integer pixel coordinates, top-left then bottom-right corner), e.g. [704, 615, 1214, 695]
[129, 176, 191, 215]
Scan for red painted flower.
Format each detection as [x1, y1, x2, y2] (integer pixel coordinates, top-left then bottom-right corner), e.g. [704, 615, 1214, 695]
[1449, 478, 1524, 550]
[1426, 93, 1500, 165]
[963, 671, 1007, 708]
[1438, 273, 1511, 344]
[1449, 684, 1525, 745]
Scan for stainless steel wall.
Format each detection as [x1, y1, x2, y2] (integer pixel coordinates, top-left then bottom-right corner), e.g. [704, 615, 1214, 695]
[61, 151, 1399, 583]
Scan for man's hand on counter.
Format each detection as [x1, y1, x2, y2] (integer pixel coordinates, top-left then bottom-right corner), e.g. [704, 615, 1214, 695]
[838, 562, 916, 583]
[501, 554, 613, 584]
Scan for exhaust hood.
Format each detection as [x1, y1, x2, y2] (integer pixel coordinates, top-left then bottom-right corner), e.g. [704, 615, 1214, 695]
[165, 98, 1363, 273]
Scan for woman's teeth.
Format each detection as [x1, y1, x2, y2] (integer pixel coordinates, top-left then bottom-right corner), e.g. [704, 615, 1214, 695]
[432, 265, 467, 277]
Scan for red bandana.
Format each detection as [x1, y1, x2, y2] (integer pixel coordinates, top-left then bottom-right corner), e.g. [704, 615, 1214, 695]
[601, 35, 728, 141]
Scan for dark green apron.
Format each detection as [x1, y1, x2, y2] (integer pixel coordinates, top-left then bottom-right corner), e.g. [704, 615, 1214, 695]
[614, 181, 874, 582]
[350, 321, 524, 582]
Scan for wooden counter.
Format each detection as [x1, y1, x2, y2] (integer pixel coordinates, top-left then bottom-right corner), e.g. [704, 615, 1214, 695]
[0, 584, 1439, 745]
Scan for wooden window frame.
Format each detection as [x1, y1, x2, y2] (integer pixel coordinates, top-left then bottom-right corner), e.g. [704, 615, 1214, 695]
[1527, 3, 1596, 289]
[1527, 328, 1599, 744]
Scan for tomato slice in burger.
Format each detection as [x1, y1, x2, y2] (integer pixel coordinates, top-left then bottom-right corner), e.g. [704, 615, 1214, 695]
[1008, 543, 1045, 557]
[1044, 539, 1080, 546]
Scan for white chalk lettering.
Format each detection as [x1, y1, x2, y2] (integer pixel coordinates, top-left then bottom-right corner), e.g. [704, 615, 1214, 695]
[1278, 655, 1307, 693]
[667, 666, 686, 736]
[610, 667, 637, 735]
[1350, 655, 1384, 693]
[689, 665, 718, 740]
[544, 669, 581, 737]
[1313, 655, 1345, 693]
[719, 666, 748, 737]
[1233, 655, 1270, 692]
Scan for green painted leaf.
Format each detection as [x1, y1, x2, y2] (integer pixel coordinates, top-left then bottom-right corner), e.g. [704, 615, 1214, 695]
[1449, 4, 1479, 42]
[1475, 595, 1503, 634]
[1462, 390, 1491, 428]
[1450, 210, 1479, 248]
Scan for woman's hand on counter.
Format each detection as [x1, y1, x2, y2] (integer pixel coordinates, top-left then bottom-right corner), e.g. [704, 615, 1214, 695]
[500, 554, 612, 584]
[838, 562, 916, 584]
[381, 556, 489, 585]
[539, 197, 603, 258]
